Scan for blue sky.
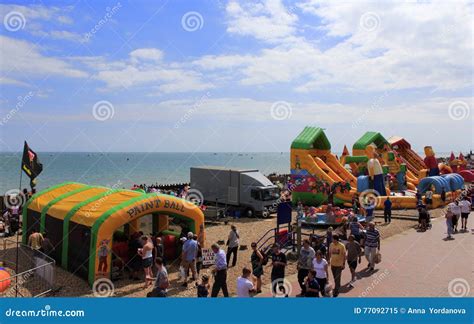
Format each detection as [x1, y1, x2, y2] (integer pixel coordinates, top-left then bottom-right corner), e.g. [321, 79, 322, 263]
[0, 0, 472, 153]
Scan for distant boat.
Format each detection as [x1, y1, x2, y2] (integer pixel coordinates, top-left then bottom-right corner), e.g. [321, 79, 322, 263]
[127, 158, 130, 161]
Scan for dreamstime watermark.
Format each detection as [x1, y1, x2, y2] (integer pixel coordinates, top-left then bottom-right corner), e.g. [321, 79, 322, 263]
[174, 92, 211, 129]
[448, 278, 470, 297]
[0, 91, 36, 126]
[3, 189, 27, 209]
[271, 278, 293, 297]
[5, 305, 85, 318]
[352, 90, 389, 129]
[181, 11, 204, 32]
[92, 278, 115, 297]
[270, 101, 292, 120]
[3, 11, 26, 32]
[358, 189, 381, 209]
[3, 270, 33, 297]
[358, 269, 391, 297]
[83, 180, 123, 218]
[359, 12, 381, 32]
[183, 188, 204, 208]
[448, 100, 470, 121]
[92, 100, 115, 121]
[84, 2, 122, 41]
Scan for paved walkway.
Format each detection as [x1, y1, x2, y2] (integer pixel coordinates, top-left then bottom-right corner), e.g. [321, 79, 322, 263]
[260, 216, 473, 297]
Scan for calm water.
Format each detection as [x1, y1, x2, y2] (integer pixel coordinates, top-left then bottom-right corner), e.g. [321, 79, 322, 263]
[0, 152, 290, 194]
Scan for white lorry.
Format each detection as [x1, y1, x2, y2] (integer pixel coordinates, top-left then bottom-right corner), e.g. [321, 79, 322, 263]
[190, 166, 280, 218]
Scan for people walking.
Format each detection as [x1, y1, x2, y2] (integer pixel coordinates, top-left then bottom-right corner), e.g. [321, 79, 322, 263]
[328, 234, 346, 297]
[270, 243, 287, 297]
[312, 250, 329, 296]
[459, 196, 472, 231]
[181, 232, 198, 287]
[349, 216, 364, 243]
[148, 258, 168, 297]
[384, 197, 392, 223]
[250, 242, 264, 293]
[226, 225, 240, 267]
[304, 270, 320, 297]
[448, 201, 461, 233]
[345, 235, 361, 287]
[297, 239, 315, 296]
[445, 206, 455, 240]
[211, 243, 229, 297]
[363, 222, 380, 271]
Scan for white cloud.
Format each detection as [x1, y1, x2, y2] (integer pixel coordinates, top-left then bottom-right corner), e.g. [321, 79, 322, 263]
[0, 76, 30, 87]
[91, 48, 214, 94]
[200, 0, 473, 93]
[0, 36, 88, 84]
[130, 48, 164, 63]
[0, 4, 84, 43]
[226, 0, 298, 43]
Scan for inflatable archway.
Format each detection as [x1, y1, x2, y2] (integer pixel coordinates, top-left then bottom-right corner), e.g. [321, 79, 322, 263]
[22, 182, 205, 286]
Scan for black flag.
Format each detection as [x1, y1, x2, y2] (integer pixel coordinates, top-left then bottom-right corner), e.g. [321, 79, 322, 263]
[22, 141, 43, 180]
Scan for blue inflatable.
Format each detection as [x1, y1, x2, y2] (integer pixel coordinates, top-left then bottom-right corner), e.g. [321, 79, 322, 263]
[357, 175, 370, 193]
[418, 176, 451, 194]
[441, 173, 464, 191]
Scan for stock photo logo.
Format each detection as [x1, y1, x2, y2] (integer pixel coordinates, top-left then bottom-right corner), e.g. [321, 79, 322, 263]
[92, 278, 115, 297]
[3, 11, 26, 32]
[358, 189, 381, 209]
[181, 11, 204, 32]
[92, 100, 115, 121]
[270, 101, 292, 120]
[271, 278, 293, 297]
[448, 278, 470, 298]
[359, 12, 381, 32]
[448, 101, 470, 121]
[183, 189, 204, 208]
[3, 189, 27, 209]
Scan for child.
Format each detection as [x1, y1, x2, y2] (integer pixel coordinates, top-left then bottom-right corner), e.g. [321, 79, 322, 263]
[196, 275, 210, 297]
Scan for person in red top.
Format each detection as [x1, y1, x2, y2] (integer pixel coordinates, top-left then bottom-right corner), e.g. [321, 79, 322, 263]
[423, 146, 439, 176]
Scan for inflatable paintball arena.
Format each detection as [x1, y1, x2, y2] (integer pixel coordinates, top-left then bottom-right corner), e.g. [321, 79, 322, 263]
[22, 182, 205, 286]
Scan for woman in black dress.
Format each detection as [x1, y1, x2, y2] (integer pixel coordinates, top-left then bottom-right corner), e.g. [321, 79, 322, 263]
[250, 242, 264, 293]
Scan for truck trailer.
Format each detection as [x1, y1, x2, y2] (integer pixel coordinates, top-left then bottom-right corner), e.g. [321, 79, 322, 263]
[190, 166, 280, 218]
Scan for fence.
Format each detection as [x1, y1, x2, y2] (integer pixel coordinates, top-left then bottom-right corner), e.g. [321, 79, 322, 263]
[0, 238, 55, 297]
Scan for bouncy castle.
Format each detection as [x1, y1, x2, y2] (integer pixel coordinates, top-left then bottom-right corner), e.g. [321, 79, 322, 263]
[290, 127, 463, 209]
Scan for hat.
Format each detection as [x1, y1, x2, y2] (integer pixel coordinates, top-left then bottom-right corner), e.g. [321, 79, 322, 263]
[187, 231, 194, 238]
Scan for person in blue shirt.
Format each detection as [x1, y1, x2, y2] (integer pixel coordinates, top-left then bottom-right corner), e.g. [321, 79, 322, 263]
[181, 232, 198, 287]
[384, 197, 392, 223]
[304, 270, 320, 297]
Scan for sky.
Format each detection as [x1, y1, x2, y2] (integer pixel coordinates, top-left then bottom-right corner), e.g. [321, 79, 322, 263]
[0, 0, 472, 153]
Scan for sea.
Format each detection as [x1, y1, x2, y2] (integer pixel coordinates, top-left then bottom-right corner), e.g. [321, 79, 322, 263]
[0, 152, 290, 194]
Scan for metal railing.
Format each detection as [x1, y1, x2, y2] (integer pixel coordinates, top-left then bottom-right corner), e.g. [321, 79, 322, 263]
[0, 238, 55, 297]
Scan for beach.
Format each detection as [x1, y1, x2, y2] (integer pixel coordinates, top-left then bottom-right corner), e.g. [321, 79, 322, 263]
[2, 207, 445, 298]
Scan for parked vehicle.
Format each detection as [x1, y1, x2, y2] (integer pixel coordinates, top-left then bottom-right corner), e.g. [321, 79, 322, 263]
[190, 166, 280, 218]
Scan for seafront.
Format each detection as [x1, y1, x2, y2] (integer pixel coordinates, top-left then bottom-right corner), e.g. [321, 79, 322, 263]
[259, 214, 473, 297]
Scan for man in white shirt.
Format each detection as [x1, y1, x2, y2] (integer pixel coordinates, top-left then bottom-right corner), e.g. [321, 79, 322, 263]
[236, 267, 255, 297]
[211, 243, 229, 297]
[459, 197, 472, 231]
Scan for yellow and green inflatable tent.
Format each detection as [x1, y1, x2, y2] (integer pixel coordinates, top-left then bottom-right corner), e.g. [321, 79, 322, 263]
[22, 182, 205, 286]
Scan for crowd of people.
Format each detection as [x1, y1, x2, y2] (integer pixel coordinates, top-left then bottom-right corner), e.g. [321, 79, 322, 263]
[0, 188, 35, 238]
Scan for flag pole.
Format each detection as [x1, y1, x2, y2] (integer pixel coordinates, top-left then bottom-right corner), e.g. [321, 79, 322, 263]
[15, 146, 24, 297]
